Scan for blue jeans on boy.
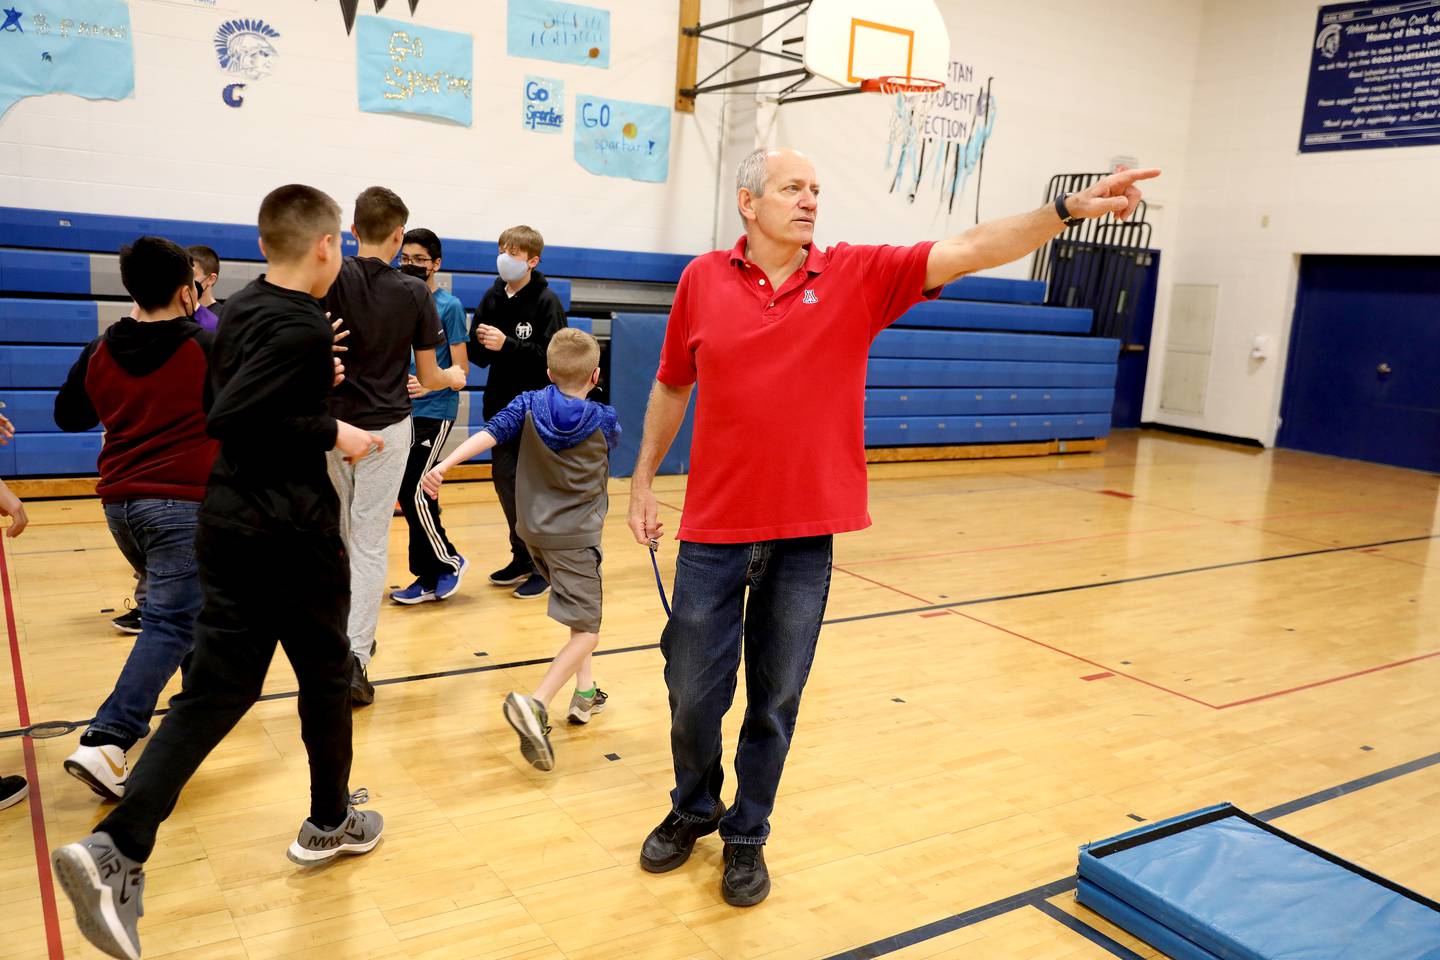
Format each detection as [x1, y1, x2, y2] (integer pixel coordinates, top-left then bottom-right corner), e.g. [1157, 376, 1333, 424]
[89, 500, 203, 747]
[661, 535, 833, 845]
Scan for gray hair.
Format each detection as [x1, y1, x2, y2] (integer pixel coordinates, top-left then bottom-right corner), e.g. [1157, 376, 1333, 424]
[736, 148, 770, 197]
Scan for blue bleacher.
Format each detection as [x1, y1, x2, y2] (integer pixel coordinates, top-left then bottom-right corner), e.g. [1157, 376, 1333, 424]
[940, 275, 1045, 304]
[896, 298, 1092, 334]
[1, 206, 1114, 477]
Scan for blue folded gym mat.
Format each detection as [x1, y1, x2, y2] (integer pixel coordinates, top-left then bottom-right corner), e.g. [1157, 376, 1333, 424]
[1077, 804, 1440, 960]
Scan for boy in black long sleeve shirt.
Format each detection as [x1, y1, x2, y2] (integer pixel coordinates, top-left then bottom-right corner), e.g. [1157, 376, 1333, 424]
[472, 225, 567, 599]
[53, 186, 389, 960]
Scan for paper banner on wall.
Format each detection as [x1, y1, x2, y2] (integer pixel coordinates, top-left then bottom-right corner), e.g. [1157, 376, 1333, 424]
[322, 0, 423, 36]
[523, 75, 564, 133]
[214, 18, 281, 110]
[0, 0, 135, 121]
[507, 0, 609, 68]
[574, 96, 669, 183]
[357, 15, 473, 126]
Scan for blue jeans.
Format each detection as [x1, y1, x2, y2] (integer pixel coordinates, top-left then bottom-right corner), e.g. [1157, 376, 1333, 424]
[662, 535, 833, 845]
[90, 500, 202, 747]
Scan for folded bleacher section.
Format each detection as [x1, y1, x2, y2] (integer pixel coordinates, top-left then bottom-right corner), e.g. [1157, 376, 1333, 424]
[0, 206, 1117, 482]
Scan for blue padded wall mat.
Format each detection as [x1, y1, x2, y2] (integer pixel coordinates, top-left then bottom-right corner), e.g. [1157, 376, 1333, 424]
[607, 314, 695, 478]
[1078, 804, 1440, 960]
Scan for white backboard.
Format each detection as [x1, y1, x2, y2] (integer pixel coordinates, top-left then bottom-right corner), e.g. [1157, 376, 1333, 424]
[803, 0, 950, 87]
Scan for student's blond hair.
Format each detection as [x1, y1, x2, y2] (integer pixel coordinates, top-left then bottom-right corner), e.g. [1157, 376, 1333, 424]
[498, 225, 544, 260]
[548, 328, 600, 390]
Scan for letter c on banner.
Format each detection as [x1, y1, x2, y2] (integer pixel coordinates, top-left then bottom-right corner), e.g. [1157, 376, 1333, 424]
[223, 83, 247, 108]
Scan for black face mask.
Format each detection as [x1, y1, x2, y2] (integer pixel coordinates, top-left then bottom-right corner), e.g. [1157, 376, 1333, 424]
[399, 264, 429, 281]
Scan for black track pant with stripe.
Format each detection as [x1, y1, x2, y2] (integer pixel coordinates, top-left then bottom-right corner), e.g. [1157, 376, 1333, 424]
[400, 416, 463, 587]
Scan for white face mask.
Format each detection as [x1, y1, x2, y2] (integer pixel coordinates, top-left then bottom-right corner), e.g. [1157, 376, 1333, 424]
[496, 252, 530, 283]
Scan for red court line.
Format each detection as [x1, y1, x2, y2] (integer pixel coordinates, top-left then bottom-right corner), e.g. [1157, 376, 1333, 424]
[1215, 650, 1440, 709]
[830, 565, 1221, 709]
[1081, 672, 1115, 681]
[0, 537, 65, 960]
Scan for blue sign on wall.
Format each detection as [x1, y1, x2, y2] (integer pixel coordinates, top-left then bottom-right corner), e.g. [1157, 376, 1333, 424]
[507, 0, 609, 69]
[357, 15, 473, 126]
[524, 75, 564, 133]
[1300, 0, 1440, 152]
[574, 95, 670, 183]
[0, 0, 134, 120]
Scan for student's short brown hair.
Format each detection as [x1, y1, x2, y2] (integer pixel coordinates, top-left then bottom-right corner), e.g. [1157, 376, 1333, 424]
[547, 328, 600, 390]
[187, 244, 220, 278]
[353, 186, 409, 244]
[258, 184, 342, 263]
[498, 225, 544, 260]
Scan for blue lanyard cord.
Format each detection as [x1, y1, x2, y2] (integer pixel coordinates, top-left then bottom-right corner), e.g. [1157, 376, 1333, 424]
[649, 544, 672, 618]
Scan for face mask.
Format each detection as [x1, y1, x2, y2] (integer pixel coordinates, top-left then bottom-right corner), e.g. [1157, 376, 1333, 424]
[496, 252, 530, 283]
[399, 263, 430, 281]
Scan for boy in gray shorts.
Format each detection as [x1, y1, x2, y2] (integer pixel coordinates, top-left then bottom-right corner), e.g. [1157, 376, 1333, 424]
[423, 328, 620, 770]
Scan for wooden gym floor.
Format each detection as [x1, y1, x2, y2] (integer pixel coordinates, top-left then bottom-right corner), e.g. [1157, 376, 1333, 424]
[2, 428, 1438, 959]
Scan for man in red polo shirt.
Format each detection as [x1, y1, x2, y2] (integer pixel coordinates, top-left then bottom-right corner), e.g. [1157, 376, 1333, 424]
[628, 147, 1158, 906]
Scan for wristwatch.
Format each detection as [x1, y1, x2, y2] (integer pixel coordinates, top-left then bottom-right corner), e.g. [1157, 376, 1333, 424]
[1055, 194, 1083, 228]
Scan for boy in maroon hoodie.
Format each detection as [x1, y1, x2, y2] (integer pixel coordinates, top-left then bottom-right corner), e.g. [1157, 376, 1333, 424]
[55, 236, 219, 803]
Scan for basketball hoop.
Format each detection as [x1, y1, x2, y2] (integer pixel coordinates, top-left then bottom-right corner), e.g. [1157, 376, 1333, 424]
[860, 75, 946, 95]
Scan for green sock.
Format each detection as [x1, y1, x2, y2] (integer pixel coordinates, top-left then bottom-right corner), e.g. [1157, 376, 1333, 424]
[575, 685, 596, 699]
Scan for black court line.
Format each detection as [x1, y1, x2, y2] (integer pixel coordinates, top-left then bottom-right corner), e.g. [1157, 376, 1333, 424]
[819, 747, 1440, 960]
[1031, 900, 1145, 960]
[3, 533, 1435, 741]
[824, 533, 1439, 626]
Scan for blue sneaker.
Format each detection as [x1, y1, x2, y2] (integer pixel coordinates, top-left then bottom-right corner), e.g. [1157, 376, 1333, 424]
[434, 555, 469, 601]
[389, 580, 436, 605]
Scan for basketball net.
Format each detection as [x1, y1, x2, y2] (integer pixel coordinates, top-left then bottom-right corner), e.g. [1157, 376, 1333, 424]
[871, 74, 996, 211]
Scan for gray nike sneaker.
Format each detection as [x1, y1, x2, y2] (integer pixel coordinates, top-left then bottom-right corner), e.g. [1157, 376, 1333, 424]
[566, 687, 609, 725]
[286, 806, 385, 865]
[503, 692, 555, 771]
[52, 832, 145, 960]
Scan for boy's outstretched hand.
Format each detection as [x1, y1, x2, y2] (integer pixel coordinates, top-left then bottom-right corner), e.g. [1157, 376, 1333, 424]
[421, 466, 447, 498]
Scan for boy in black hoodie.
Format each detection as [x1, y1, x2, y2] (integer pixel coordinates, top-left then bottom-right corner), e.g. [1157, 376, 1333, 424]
[54, 236, 220, 804]
[472, 225, 567, 600]
[53, 186, 387, 960]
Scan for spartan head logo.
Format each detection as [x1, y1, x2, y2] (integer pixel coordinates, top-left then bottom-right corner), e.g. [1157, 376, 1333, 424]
[1317, 24, 1342, 60]
[215, 19, 280, 80]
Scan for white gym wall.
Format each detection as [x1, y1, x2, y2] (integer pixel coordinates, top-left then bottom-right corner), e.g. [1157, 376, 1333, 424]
[0, 0, 734, 255]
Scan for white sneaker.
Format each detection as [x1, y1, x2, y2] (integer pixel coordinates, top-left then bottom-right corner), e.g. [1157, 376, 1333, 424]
[64, 744, 127, 802]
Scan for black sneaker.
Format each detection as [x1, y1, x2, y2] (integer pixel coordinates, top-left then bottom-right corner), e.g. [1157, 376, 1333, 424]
[111, 609, 141, 635]
[489, 558, 532, 587]
[721, 842, 771, 906]
[513, 574, 550, 600]
[349, 654, 374, 707]
[0, 775, 27, 811]
[639, 803, 724, 873]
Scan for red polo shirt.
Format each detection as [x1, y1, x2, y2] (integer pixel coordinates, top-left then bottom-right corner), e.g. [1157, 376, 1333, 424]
[657, 236, 939, 543]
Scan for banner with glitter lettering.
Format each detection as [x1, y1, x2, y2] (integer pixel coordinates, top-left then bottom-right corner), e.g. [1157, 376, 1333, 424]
[0, 0, 135, 120]
[356, 14, 472, 126]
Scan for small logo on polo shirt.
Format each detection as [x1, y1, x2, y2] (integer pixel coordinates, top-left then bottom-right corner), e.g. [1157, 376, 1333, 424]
[515, 322, 533, 340]
[802, 289, 819, 304]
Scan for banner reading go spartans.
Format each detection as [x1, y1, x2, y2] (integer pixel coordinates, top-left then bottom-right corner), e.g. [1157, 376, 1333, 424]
[573, 95, 670, 182]
[357, 15, 473, 126]
[0, 0, 134, 120]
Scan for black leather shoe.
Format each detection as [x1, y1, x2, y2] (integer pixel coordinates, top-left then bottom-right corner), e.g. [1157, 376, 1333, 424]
[349, 654, 375, 707]
[639, 803, 723, 873]
[721, 842, 770, 907]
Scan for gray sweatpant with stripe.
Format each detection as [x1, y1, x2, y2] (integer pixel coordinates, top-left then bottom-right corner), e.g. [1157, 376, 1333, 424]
[327, 416, 412, 667]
